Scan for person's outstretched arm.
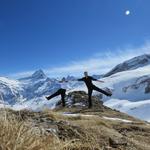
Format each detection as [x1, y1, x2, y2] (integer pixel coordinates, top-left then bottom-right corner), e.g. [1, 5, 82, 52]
[77, 78, 84, 81]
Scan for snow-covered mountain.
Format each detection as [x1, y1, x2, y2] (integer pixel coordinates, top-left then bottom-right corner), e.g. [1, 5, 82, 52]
[0, 54, 150, 121]
[0, 69, 81, 108]
[100, 65, 150, 121]
[19, 69, 61, 100]
[104, 54, 150, 77]
[0, 77, 23, 104]
[100, 56, 150, 121]
[0, 70, 56, 104]
[102, 66, 150, 101]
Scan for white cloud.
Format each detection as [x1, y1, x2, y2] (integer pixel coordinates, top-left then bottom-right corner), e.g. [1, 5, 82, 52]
[9, 42, 150, 78]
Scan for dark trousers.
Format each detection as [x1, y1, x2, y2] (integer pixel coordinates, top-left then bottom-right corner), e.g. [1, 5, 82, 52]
[47, 88, 66, 107]
[88, 85, 110, 108]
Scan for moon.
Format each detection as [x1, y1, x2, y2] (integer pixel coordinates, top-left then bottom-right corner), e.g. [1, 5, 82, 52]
[125, 10, 130, 16]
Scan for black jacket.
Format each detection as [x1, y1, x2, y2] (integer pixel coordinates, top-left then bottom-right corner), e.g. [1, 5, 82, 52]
[78, 76, 97, 88]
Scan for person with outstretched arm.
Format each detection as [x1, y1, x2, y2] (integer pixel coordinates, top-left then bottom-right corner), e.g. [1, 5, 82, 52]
[46, 77, 67, 107]
[78, 71, 112, 108]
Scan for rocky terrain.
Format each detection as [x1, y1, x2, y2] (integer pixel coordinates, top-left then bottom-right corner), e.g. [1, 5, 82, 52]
[0, 91, 150, 150]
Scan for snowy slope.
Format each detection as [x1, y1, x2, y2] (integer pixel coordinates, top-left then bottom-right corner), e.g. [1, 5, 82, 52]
[95, 65, 150, 121]
[104, 99, 150, 121]
[101, 65, 150, 101]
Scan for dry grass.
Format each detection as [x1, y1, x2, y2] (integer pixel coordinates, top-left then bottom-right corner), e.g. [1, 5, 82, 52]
[0, 108, 150, 150]
[0, 109, 103, 150]
[0, 109, 53, 150]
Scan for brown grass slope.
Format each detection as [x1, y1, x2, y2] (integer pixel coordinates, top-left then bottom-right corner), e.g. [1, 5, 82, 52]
[0, 91, 150, 150]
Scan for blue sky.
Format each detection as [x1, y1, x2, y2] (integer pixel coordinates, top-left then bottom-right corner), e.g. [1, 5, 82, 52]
[0, 0, 150, 78]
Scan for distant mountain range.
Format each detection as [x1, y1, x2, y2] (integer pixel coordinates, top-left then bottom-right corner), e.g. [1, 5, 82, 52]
[0, 54, 150, 121]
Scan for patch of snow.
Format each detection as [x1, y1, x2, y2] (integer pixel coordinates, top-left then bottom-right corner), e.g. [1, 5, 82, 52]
[73, 102, 86, 106]
[62, 112, 94, 117]
[103, 116, 132, 123]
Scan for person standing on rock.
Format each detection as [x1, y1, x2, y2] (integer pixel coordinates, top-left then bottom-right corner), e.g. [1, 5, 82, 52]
[78, 71, 112, 108]
[46, 77, 68, 107]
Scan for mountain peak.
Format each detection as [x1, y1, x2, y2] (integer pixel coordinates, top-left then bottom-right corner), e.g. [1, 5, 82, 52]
[31, 69, 47, 79]
[104, 54, 150, 77]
